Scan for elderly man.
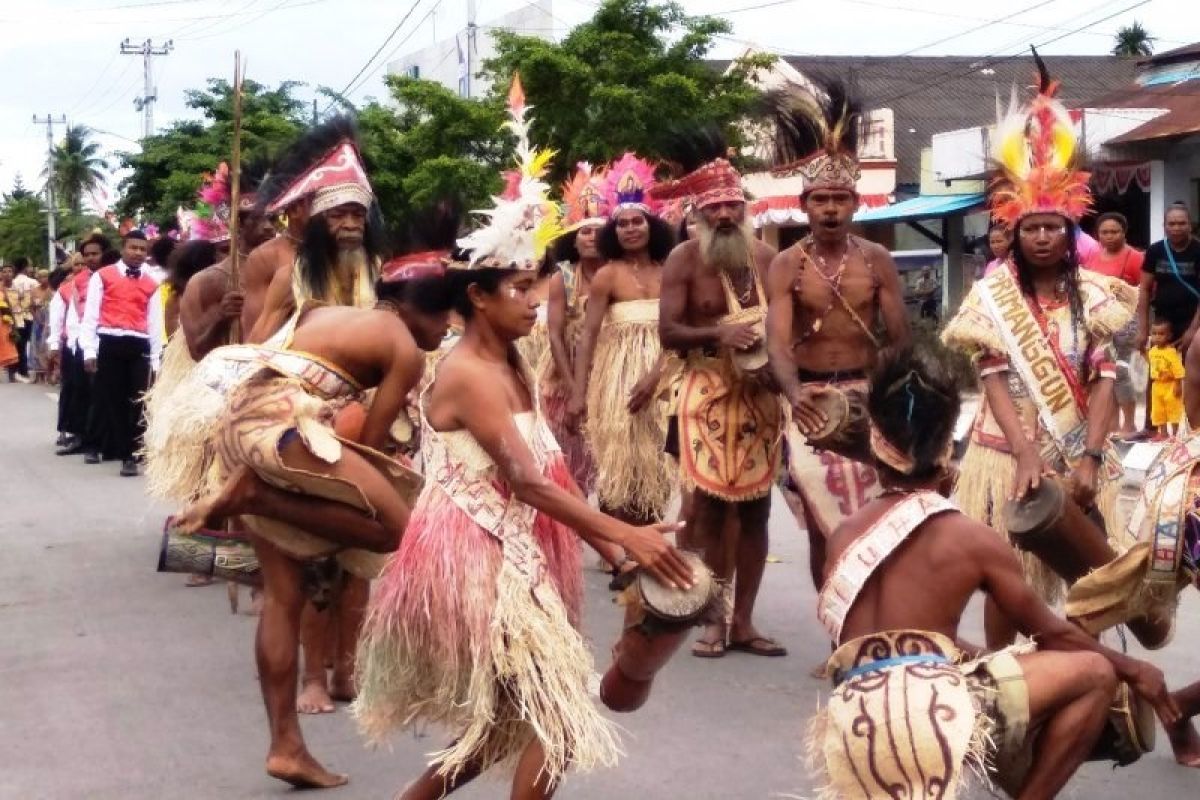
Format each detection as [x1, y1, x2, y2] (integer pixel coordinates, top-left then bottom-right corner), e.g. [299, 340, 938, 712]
[655, 141, 785, 659]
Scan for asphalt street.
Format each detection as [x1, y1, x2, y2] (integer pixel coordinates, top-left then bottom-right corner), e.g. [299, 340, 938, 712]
[2, 381, 1199, 799]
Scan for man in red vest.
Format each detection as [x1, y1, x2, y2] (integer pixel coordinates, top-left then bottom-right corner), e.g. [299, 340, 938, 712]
[79, 230, 163, 476]
[51, 234, 110, 455]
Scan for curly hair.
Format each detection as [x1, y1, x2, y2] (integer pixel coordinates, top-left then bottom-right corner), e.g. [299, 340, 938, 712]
[867, 344, 961, 482]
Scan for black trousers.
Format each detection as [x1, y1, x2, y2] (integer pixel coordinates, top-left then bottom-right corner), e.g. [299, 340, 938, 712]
[15, 322, 31, 376]
[66, 346, 96, 442]
[56, 346, 77, 433]
[91, 334, 150, 461]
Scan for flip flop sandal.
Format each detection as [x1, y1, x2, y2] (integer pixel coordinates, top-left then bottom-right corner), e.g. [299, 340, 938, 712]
[727, 636, 788, 657]
[691, 636, 727, 659]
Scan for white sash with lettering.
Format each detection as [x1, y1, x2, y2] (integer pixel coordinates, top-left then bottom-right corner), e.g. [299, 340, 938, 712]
[975, 267, 1121, 480]
[818, 492, 957, 643]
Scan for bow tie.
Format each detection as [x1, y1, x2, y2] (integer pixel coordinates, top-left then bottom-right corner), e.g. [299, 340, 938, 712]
[125, 267, 141, 279]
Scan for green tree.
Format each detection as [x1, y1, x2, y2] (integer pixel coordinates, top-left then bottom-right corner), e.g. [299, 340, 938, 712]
[6, 175, 33, 203]
[355, 77, 509, 235]
[0, 194, 49, 268]
[117, 79, 308, 226]
[44, 125, 109, 215]
[482, 0, 772, 183]
[1112, 21, 1155, 57]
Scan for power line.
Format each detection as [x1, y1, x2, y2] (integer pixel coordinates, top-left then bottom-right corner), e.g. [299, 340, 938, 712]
[65, 52, 122, 116]
[70, 57, 139, 119]
[324, 0, 428, 112]
[899, 0, 1060, 56]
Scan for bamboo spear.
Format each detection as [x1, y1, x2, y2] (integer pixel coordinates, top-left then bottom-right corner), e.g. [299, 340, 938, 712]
[228, 50, 245, 345]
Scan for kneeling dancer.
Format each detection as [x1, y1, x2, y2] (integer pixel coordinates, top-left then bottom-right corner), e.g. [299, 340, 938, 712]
[813, 345, 1178, 799]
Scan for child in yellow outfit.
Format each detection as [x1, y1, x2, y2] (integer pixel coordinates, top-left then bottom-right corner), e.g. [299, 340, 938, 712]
[1148, 318, 1185, 435]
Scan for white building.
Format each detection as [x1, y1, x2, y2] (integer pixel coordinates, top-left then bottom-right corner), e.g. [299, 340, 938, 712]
[385, 1, 558, 98]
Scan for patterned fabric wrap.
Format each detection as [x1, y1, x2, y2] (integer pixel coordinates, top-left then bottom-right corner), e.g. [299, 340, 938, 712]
[677, 354, 782, 501]
[1067, 435, 1200, 638]
[353, 360, 618, 784]
[585, 298, 674, 518]
[811, 631, 1032, 800]
[782, 376, 881, 537]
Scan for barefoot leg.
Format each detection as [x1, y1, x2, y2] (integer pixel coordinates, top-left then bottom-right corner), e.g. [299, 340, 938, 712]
[729, 496, 779, 648]
[1168, 679, 1200, 767]
[397, 747, 484, 800]
[296, 601, 334, 715]
[253, 537, 347, 788]
[510, 739, 557, 800]
[330, 575, 368, 702]
[1014, 650, 1116, 799]
[690, 493, 732, 656]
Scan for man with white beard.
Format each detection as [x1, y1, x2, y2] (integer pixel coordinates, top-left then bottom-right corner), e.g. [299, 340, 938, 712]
[656, 147, 786, 660]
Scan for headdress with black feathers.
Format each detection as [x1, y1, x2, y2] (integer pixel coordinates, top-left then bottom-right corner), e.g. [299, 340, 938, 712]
[649, 123, 745, 211]
[255, 115, 363, 214]
[765, 75, 864, 194]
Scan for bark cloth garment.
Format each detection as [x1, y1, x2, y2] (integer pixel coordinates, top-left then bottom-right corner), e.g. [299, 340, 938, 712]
[140, 307, 420, 580]
[812, 492, 1032, 799]
[677, 269, 782, 501]
[353, 354, 619, 784]
[535, 262, 596, 493]
[585, 298, 676, 518]
[942, 264, 1136, 604]
[1066, 431, 1200, 642]
[781, 369, 881, 537]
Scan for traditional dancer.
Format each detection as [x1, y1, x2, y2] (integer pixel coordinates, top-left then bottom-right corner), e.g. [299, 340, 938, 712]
[569, 153, 678, 524]
[540, 163, 607, 494]
[352, 79, 694, 799]
[250, 119, 379, 343]
[811, 344, 1177, 800]
[763, 78, 910, 589]
[79, 230, 164, 476]
[942, 56, 1136, 648]
[654, 129, 786, 659]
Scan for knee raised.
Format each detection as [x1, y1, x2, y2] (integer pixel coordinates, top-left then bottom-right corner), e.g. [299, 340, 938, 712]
[1078, 652, 1118, 694]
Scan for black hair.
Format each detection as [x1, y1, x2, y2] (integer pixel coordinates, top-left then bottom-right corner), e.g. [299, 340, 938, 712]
[1011, 215, 1084, 338]
[100, 249, 121, 267]
[295, 207, 386, 301]
[150, 235, 176, 267]
[376, 274, 456, 315]
[80, 233, 111, 254]
[989, 223, 1011, 235]
[554, 228, 581, 263]
[449, 267, 510, 320]
[1166, 203, 1192, 221]
[867, 345, 961, 482]
[677, 216, 692, 242]
[1095, 211, 1128, 232]
[12, 256, 29, 272]
[598, 211, 676, 263]
[166, 240, 220, 293]
[48, 268, 69, 290]
[256, 116, 360, 214]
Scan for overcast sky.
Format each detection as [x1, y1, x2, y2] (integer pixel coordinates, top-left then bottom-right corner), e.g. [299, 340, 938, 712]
[0, 0, 1191, 209]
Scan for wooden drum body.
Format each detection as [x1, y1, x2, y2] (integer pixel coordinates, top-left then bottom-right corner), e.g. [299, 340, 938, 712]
[804, 387, 872, 465]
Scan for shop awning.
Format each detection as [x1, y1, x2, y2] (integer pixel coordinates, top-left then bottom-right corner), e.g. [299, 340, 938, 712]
[853, 192, 986, 223]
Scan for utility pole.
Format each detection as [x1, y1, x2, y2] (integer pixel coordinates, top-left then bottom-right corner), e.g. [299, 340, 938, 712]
[32, 114, 66, 269]
[120, 38, 173, 138]
[465, 0, 477, 99]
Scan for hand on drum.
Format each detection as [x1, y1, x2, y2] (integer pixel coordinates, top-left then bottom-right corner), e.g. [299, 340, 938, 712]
[1130, 660, 1182, 726]
[718, 321, 760, 352]
[620, 521, 695, 591]
[1011, 447, 1046, 501]
[1067, 458, 1099, 510]
[790, 386, 832, 437]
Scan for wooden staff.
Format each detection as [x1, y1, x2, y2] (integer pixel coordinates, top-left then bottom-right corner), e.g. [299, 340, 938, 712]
[228, 50, 245, 345]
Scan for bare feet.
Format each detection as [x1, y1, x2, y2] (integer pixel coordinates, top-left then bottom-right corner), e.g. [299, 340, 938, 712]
[175, 466, 258, 535]
[329, 671, 356, 703]
[1167, 718, 1200, 767]
[185, 574, 215, 587]
[266, 749, 347, 789]
[297, 677, 335, 714]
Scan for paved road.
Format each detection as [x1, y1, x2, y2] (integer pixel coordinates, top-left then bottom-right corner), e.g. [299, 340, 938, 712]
[2, 382, 1198, 799]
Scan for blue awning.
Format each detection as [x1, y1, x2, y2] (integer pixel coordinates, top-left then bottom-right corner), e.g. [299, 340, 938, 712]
[854, 193, 986, 224]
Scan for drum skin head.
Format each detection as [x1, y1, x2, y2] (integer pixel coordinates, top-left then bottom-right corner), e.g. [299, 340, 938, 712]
[1005, 478, 1064, 537]
[807, 388, 849, 443]
[637, 551, 716, 623]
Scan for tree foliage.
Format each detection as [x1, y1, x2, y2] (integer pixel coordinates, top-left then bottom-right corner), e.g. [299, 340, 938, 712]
[44, 125, 109, 216]
[116, 79, 308, 227]
[0, 192, 48, 267]
[1112, 22, 1155, 57]
[482, 0, 772, 183]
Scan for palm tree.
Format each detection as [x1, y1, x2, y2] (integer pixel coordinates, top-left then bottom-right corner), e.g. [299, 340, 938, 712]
[1112, 22, 1155, 58]
[42, 125, 108, 215]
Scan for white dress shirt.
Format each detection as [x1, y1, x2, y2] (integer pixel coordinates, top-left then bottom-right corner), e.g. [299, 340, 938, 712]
[46, 292, 75, 352]
[79, 261, 164, 371]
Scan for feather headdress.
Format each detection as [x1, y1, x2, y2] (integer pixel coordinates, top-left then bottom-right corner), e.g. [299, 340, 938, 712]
[649, 123, 743, 210]
[602, 152, 660, 217]
[989, 49, 1091, 226]
[561, 162, 609, 230]
[456, 74, 565, 270]
[765, 75, 863, 195]
[174, 163, 232, 243]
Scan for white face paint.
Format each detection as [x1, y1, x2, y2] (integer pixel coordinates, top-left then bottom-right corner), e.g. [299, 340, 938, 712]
[505, 284, 522, 300]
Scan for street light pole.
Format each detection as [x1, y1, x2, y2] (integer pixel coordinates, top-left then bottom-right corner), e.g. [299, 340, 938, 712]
[32, 113, 67, 268]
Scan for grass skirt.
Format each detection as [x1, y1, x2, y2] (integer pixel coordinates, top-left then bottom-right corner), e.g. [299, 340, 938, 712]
[585, 299, 672, 518]
[353, 455, 618, 783]
[142, 334, 207, 503]
[537, 353, 595, 494]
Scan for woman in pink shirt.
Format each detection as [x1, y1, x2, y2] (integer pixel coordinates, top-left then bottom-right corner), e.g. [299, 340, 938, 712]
[1085, 212, 1144, 438]
[981, 224, 1012, 277]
